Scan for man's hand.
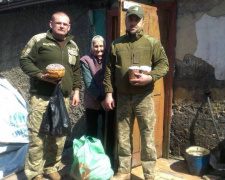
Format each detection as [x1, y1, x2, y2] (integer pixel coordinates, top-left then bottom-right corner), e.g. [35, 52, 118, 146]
[129, 73, 153, 86]
[101, 93, 115, 111]
[72, 89, 80, 107]
[40, 74, 61, 84]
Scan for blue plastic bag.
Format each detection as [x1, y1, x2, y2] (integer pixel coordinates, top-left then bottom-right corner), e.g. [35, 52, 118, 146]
[70, 135, 114, 180]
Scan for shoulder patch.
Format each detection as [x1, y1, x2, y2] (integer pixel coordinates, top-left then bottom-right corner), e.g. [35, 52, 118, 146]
[21, 33, 47, 58]
[33, 33, 47, 42]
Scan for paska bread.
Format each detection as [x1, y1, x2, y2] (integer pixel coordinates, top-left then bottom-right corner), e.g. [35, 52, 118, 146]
[46, 64, 65, 78]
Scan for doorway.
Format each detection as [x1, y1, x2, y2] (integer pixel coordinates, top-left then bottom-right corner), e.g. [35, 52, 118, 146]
[106, 0, 176, 168]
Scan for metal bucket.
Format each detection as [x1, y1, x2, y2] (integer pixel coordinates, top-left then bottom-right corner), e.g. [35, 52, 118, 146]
[185, 146, 210, 176]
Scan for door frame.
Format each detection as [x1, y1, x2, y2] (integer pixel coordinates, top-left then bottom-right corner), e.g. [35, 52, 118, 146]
[106, 9, 120, 49]
[150, 1, 176, 158]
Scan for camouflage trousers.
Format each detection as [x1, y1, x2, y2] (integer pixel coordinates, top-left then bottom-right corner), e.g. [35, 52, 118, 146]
[24, 94, 69, 180]
[116, 91, 157, 179]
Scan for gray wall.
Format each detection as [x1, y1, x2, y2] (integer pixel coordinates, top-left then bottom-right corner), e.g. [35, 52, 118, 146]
[0, 1, 96, 147]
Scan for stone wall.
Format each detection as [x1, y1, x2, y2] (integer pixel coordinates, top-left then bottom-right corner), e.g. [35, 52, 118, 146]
[171, 54, 225, 156]
[172, 0, 225, 158]
[0, 0, 110, 147]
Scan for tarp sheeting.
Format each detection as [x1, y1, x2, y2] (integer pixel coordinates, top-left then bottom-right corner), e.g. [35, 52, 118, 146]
[0, 76, 29, 178]
[0, 144, 29, 178]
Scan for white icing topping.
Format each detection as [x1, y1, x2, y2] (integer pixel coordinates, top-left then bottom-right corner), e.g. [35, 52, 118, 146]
[46, 64, 65, 70]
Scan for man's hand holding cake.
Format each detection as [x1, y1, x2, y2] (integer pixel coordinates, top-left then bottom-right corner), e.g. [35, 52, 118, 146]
[40, 63, 65, 84]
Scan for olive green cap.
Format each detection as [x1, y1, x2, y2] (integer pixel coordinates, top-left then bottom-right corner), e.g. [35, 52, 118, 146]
[126, 5, 144, 18]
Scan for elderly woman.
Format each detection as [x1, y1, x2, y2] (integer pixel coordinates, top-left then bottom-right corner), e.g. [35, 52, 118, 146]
[80, 35, 107, 139]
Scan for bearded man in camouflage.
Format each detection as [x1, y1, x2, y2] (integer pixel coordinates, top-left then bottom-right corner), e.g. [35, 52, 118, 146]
[103, 5, 169, 180]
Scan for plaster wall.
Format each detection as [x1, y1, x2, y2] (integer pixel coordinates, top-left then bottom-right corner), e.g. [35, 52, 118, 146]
[176, 0, 225, 80]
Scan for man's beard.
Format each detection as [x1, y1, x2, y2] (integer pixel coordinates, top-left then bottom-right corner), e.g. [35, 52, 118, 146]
[126, 28, 141, 36]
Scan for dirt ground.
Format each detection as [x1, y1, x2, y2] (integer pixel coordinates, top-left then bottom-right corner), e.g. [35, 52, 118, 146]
[3, 148, 224, 180]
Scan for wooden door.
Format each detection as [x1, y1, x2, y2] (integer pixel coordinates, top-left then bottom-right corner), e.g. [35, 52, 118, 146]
[107, 0, 176, 168]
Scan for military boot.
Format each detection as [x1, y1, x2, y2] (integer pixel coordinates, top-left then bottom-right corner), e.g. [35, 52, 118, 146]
[145, 177, 155, 180]
[45, 172, 61, 180]
[32, 175, 44, 180]
[110, 172, 131, 180]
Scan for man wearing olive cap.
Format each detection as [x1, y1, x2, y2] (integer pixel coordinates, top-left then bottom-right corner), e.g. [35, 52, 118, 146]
[103, 4, 169, 180]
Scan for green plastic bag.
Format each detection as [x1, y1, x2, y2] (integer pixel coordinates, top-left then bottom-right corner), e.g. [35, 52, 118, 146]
[70, 135, 114, 180]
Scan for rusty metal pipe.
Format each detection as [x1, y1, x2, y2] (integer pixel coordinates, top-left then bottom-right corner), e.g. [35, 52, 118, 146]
[206, 92, 224, 149]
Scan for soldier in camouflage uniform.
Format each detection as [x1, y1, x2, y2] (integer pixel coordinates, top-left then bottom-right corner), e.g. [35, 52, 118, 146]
[20, 12, 81, 180]
[103, 5, 169, 180]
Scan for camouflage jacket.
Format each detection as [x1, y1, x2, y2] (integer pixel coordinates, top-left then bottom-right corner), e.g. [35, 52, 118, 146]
[104, 31, 169, 95]
[20, 30, 81, 97]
